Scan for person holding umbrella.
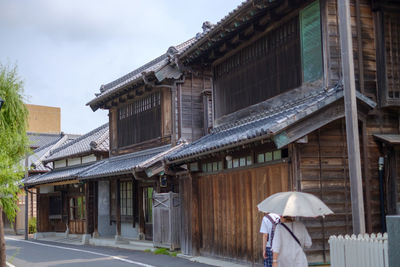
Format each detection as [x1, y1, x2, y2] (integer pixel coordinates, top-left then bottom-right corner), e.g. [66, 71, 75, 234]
[271, 216, 312, 267]
[257, 191, 334, 267]
[259, 212, 280, 267]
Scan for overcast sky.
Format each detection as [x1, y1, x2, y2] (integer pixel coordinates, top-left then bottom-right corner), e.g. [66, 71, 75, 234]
[0, 0, 243, 134]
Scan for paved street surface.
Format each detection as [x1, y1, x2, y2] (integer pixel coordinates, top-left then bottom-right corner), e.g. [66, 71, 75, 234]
[5, 235, 212, 267]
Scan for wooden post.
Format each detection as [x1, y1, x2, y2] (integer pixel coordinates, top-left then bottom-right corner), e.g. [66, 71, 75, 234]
[116, 179, 121, 236]
[338, 0, 366, 234]
[85, 183, 89, 234]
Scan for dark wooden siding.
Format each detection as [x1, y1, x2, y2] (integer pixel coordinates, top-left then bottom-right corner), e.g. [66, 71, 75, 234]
[297, 117, 394, 262]
[193, 163, 289, 265]
[179, 73, 210, 142]
[117, 92, 161, 148]
[297, 120, 353, 263]
[213, 17, 301, 119]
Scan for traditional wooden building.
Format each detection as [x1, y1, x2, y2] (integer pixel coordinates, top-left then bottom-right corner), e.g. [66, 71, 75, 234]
[4, 132, 68, 234]
[164, 0, 400, 265]
[25, 124, 109, 241]
[84, 37, 213, 242]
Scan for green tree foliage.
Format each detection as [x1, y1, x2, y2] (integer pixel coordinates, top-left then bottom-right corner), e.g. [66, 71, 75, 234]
[0, 64, 29, 221]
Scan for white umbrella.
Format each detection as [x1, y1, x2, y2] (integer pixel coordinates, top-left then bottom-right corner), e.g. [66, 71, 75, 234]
[257, 191, 334, 217]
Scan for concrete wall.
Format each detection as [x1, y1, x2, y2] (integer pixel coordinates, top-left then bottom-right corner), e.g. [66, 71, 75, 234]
[98, 181, 115, 237]
[26, 104, 60, 134]
[121, 222, 138, 239]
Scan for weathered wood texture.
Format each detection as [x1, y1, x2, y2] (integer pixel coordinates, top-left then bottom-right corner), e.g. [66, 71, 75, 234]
[37, 194, 49, 232]
[179, 73, 210, 142]
[297, 117, 395, 262]
[117, 91, 161, 148]
[179, 173, 193, 255]
[367, 110, 400, 217]
[325, 0, 377, 98]
[192, 163, 289, 265]
[153, 192, 181, 250]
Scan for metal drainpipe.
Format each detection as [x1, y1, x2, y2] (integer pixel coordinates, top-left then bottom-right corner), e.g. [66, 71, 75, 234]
[378, 156, 386, 232]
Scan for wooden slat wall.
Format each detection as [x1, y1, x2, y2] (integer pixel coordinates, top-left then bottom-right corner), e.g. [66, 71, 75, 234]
[38, 194, 49, 232]
[193, 163, 289, 265]
[298, 120, 352, 263]
[297, 117, 397, 262]
[180, 174, 193, 255]
[367, 111, 400, 217]
[325, 0, 377, 97]
[180, 74, 210, 142]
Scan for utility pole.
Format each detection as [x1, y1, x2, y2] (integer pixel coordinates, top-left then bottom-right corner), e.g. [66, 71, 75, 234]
[338, 0, 366, 234]
[24, 154, 29, 240]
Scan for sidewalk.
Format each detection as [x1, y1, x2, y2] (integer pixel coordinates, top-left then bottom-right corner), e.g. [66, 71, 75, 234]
[31, 233, 248, 267]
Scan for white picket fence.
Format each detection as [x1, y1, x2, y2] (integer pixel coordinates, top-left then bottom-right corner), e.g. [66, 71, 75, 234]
[329, 233, 388, 267]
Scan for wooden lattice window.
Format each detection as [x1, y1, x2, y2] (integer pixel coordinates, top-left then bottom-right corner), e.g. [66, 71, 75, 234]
[213, 1, 323, 119]
[120, 181, 132, 216]
[117, 92, 161, 147]
[385, 13, 400, 102]
[214, 16, 301, 118]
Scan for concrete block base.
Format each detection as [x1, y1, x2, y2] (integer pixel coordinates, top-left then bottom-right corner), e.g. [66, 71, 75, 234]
[114, 235, 129, 244]
[81, 234, 91, 245]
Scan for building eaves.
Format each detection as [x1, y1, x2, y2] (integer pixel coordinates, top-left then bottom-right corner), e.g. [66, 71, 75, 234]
[178, 0, 280, 62]
[25, 163, 97, 186]
[43, 123, 109, 163]
[78, 145, 171, 180]
[167, 85, 376, 162]
[87, 38, 196, 111]
[27, 132, 64, 149]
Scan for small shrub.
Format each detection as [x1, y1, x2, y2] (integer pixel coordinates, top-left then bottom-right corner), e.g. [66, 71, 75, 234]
[153, 248, 170, 256]
[144, 249, 151, 253]
[28, 217, 37, 234]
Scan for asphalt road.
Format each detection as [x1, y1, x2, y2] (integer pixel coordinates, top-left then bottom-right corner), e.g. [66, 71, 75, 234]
[5, 236, 211, 267]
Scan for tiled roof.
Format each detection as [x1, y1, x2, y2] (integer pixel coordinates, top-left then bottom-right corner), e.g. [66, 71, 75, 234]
[27, 132, 64, 149]
[167, 85, 376, 162]
[87, 38, 197, 110]
[178, 0, 279, 62]
[23, 134, 78, 174]
[44, 123, 109, 163]
[79, 145, 172, 180]
[25, 163, 95, 186]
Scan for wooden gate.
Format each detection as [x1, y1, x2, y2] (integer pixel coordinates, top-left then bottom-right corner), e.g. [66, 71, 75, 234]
[68, 196, 85, 234]
[153, 192, 181, 250]
[195, 162, 289, 264]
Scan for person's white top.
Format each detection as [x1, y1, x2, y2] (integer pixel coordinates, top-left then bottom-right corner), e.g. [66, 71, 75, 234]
[259, 213, 280, 247]
[271, 221, 312, 267]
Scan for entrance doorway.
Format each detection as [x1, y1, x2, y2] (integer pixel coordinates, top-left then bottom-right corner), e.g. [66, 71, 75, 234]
[69, 196, 86, 234]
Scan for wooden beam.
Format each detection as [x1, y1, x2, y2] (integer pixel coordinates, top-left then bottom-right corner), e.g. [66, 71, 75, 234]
[119, 95, 127, 103]
[219, 43, 228, 53]
[244, 24, 255, 37]
[273, 103, 345, 149]
[127, 92, 135, 99]
[230, 34, 241, 46]
[136, 89, 144, 96]
[338, 0, 366, 234]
